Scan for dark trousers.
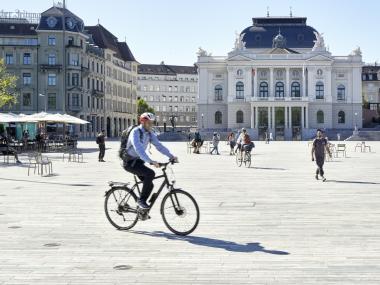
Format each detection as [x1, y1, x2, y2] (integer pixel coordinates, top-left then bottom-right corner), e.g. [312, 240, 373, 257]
[123, 159, 155, 202]
[315, 155, 325, 177]
[98, 144, 105, 160]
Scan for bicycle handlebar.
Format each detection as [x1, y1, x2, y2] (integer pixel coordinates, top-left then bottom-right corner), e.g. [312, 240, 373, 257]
[150, 159, 178, 168]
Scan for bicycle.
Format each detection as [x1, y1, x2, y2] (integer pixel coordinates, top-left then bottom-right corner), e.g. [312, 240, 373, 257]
[235, 148, 252, 168]
[104, 161, 200, 236]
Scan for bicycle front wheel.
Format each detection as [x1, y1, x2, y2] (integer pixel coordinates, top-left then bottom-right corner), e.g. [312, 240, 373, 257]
[235, 153, 242, 167]
[245, 152, 251, 168]
[104, 187, 139, 230]
[161, 189, 200, 236]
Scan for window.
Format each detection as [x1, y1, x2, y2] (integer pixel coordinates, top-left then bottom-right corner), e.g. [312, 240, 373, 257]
[48, 74, 56, 86]
[72, 73, 79, 86]
[291, 82, 301, 97]
[214, 85, 223, 101]
[23, 73, 31, 85]
[48, 54, 56, 65]
[338, 111, 345, 124]
[337, 84, 345, 100]
[236, 81, 244, 99]
[23, 53, 31, 65]
[48, 36, 56, 46]
[237, 69, 243, 76]
[70, 53, 79, 66]
[236, 110, 244, 123]
[22, 93, 31, 107]
[317, 110, 324, 124]
[68, 36, 74, 45]
[5, 53, 13, 64]
[215, 111, 222, 124]
[275, 82, 284, 97]
[259, 82, 268, 97]
[48, 93, 56, 110]
[72, 93, 80, 106]
[316, 82, 324, 99]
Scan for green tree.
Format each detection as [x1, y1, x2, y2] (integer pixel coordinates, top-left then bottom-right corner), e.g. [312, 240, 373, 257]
[0, 59, 18, 108]
[137, 98, 155, 116]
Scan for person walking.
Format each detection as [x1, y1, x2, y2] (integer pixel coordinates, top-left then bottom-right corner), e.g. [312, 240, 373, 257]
[210, 132, 220, 155]
[96, 130, 106, 162]
[193, 131, 202, 154]
[311, 129, 331, 181]
[227, 132, 236, 155]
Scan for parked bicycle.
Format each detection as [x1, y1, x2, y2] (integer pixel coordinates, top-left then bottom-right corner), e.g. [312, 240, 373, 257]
[104, 161, 200, 236]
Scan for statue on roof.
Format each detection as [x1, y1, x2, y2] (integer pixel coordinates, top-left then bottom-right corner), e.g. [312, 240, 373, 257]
[312, 31, 326, 51]
[350, 46, 362, 57]
[234, 32, 246, 51]
[197, 47, 211, 57]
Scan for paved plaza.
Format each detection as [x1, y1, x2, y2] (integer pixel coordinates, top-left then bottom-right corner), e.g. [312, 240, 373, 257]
[0, 140, 380, 284]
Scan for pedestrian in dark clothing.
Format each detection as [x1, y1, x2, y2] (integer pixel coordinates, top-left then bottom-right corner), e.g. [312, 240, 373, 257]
[311, 129, 331, 181]
[96, 130, 106, 162]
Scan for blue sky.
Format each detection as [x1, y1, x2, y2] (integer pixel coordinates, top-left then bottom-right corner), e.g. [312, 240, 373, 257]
[2, 0, 378, 65]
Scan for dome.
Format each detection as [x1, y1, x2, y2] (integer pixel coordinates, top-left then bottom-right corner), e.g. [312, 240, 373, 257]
[241, 17, 318, 49]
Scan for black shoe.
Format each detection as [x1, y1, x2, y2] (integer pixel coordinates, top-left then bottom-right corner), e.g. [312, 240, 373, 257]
[137, 199, 150, 210]
[16, 160, 22, 164]
[100, 159, 106, 162]
[322, 177, 327, 182]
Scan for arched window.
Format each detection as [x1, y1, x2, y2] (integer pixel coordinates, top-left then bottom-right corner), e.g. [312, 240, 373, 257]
[338, 111, 345, 124]
[237, 69, 243, 76]
[291, 82, 301, 97]
[275, 82, 284, 98]
[236, 81, 244, 99]
[337, 84, 345, 100]
[215, 111, 222, 124]
[214, 85, 223, 101]
[316, 82, 324, 99]
[236, 110, 244, 123]
[259, 82, 268, 97]
[317, 110, 324, 124]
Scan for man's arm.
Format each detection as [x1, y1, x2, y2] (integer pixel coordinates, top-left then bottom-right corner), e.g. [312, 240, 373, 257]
[150, 133, 174, 159]
[311, 140, 315, 161]
[325, 140, 332, 157]
[130, 129, 152, 163]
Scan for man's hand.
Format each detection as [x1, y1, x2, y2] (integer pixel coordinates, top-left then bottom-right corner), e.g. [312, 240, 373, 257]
[151, 161, 160, 168]
[312, 157, 315, 161]
[171, 156, 178, 163]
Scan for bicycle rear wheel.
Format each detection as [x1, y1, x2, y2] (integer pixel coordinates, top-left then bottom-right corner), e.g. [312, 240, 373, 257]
[161, 189, 200, 236]
[104, 187, 139, 230]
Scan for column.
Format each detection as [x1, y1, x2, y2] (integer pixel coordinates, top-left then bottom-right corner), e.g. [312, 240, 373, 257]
[285, 67, 290, 97]
[289, 107, 292, 128]
[255, 106, 258, 128]
[272, 106, 275, 129]
[302, 67, 306, 97]
[285, 106, 288, 128]
[305, 105, 309, 128]
[269, 67, 273, 97]
[250, 105, 254, 128]
[267, 106, 271, 129]
[301, 106, 304, 128]
[253, 68, 257, 97]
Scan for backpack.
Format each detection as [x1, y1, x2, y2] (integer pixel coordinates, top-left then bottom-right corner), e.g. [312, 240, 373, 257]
[96, 136, 101, 144]
[118, 125, 151, 159]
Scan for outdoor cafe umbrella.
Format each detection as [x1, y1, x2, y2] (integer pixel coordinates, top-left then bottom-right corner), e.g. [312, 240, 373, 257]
[0, 113, 30, 123]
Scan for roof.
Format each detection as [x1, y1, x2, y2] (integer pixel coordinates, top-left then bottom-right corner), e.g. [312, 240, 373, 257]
[241, 16, 318, 49]
[138, 64, 197, 75]
[268, 47, 299, 54]
[0, 22, 37, 36]
[85, 24, 136, 62]
[363, 65, 380, 73]
[37, 6, 84, 32]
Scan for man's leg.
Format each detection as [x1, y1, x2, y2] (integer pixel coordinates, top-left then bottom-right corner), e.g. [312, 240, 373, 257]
[316, 156, 325, 180]
[98, 146, 102, 161]
[124, 160, 155, 207]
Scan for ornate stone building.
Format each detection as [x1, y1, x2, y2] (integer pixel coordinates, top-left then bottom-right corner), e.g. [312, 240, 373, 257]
[197, 16, 363, 140]
[0, 4, 138, 137]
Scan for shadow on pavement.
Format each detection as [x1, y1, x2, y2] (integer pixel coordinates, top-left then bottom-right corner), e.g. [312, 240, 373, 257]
[129, 230, 290, 255]
[0, 177, 93, 187]
[251, 167, 286, 171]
[326, 180, 380, 185]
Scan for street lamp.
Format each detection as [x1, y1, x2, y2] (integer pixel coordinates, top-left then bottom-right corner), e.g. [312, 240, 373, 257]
[39, 93, 47, 112]
[201, 113, 204, 129]
[354, 112, 358, 131]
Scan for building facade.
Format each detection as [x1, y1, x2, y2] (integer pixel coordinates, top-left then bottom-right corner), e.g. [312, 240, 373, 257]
[0, 5, 138, 138]
[362, 65, 380, 126]
[197, 16, 363, 140]
[137, 63, 198, 130]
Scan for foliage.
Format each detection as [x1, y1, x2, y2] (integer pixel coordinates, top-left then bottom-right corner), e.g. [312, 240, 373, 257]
[137, 97, 155, 116]
[0, 59, 18, 108]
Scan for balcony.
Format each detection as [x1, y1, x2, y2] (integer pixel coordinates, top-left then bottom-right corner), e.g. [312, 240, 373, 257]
[91, 89, 104, 98]
[40, 64, 62, 72]
[81, 65, 90, 74]
[66, 41, 83, 49]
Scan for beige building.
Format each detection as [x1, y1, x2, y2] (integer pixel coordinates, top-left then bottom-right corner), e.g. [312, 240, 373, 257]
[0, 5, 138, 138]
[137, 63, 198, 130]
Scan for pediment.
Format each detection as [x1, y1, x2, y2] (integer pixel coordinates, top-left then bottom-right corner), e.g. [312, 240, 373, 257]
[306, 54, 334, 62]
[227, 54, 253, 62]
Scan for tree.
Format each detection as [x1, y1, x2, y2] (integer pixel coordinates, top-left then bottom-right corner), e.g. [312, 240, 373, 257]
[137, 98, 155, 116]
[0, 59, 18, 108]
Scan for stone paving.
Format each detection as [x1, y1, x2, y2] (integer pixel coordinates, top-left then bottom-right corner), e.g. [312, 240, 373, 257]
[0, 140, 380, 284]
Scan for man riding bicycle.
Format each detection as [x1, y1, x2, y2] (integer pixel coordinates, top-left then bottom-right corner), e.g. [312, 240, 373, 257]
[122, 112, 177, 210]
[236, 128, 254, 159]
